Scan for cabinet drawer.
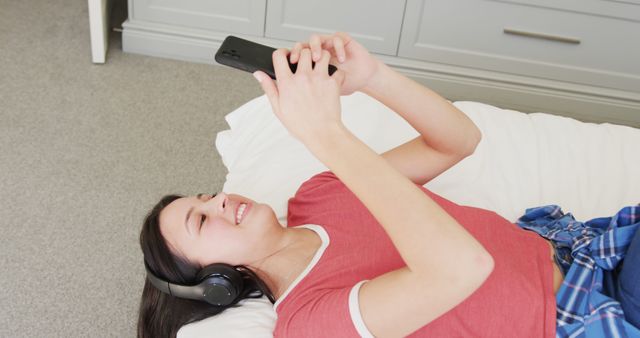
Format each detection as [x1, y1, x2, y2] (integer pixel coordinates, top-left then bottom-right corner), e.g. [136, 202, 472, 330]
[265, 0, 405, 56]
[130, 0, 266, 36]
[399, 0, 640, 92]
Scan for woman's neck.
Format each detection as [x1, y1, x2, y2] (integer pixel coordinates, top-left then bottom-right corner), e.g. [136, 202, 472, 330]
[251, 227, 322, 301]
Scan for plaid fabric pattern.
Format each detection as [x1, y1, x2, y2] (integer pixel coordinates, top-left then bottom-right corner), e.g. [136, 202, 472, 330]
[516, 205, 640, 338]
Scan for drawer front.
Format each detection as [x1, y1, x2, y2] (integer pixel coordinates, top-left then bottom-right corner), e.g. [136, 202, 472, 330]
[265, 0, 405, 56]
[495, 0, 640, 22]
[399, 0, 640, 92]
[131, 0, 266, 36]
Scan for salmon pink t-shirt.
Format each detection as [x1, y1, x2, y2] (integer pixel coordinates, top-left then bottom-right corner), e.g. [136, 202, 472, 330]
[273, 171, 556, 337]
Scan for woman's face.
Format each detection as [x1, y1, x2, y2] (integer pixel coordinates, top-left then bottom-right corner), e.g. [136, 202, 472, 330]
[158, 192, 282, 267]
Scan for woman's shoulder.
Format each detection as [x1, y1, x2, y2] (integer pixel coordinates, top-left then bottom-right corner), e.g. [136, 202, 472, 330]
[293, 170, 342, 197]
[303, 170, 339, 186]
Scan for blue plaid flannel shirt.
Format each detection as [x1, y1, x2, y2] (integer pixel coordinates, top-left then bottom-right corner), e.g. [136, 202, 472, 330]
[516, 205, 640, 338]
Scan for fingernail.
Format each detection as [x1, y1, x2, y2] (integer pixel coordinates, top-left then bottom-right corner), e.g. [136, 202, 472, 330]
[253, 72, 263, 83]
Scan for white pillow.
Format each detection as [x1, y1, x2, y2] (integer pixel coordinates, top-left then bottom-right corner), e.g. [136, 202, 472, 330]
[178, 92, 640, 337]
[426, 101, 640, 222]
[177, 296, 275, 338]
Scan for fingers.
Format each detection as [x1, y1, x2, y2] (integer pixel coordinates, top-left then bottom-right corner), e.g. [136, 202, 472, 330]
[290, 32, 348, 64]
[290, 42, 306, 63]
[334, 31, 352, 44]
[309, 34, 323, 61]
[290, 34, 326, 63]
[253, 70, 280, 115]
[297, 48, 313, 73]
[272, 48, 292, 79]
[332, 36, 346, 63]
[314, 50, 331, 75]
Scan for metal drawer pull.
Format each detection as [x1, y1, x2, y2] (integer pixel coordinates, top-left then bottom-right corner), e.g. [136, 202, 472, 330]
[503, 28, 581, 44]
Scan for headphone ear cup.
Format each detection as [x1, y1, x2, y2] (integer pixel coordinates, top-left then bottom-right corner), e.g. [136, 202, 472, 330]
[197, 263, 244, 306]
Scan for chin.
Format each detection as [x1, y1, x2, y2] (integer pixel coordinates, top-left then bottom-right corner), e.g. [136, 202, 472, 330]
[250, 204, 281, 229]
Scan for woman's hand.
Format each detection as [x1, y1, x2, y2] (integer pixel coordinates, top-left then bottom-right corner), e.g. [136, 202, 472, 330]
[252, 47, 347, 147]
[289, 32, 380, 96]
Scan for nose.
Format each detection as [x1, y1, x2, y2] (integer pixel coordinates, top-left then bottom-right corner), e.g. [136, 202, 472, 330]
[207, 192, 228, 213]
[197, 193, 231, 223]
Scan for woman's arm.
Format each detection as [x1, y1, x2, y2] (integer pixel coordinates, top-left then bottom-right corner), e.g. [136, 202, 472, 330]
[365, 60, 483, 185]
[363, 60, 482, 157]
[290, 32, 482, 186]
[254, 47, 494, 338]
[311, 122, 494, 338]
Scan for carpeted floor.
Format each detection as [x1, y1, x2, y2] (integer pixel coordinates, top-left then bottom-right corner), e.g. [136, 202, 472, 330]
[0, 1, 263, 336]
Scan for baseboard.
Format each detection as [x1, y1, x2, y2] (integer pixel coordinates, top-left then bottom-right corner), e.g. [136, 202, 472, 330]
[122, 20, 640, 128]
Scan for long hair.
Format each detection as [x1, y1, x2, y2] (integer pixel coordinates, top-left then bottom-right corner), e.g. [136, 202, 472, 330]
[137, 194, 275, 338]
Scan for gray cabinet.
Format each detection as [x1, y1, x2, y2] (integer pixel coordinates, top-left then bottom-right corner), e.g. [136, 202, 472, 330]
[123, 0, 640, 127]
[399, 0, 640, 92]
[130, 0, 266, 35]
[265, 0, 405, 56]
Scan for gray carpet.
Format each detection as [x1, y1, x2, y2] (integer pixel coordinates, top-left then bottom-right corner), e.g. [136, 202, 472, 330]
[0, 1, 263, 337]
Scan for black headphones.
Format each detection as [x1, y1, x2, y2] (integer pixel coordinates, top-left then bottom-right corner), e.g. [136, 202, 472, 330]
[144, 262, 244, 306]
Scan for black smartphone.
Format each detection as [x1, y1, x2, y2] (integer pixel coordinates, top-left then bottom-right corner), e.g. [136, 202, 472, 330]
[214, 35, 337, 80]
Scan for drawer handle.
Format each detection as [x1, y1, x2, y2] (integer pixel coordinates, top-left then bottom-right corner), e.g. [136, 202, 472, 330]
[503, 28, 581, 45]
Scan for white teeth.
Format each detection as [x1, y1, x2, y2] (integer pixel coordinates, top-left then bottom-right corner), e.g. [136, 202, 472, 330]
[236, 204, 247, 225]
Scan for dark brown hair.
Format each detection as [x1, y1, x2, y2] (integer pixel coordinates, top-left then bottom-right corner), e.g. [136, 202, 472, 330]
[137, 194, 275, 338]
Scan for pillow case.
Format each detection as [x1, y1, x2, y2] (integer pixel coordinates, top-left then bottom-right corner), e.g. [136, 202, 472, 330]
[178, 92, 640, 337]
[176, 296, 275, 337]
[426, 100, 640, 222]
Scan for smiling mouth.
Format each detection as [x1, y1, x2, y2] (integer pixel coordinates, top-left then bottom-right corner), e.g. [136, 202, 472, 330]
[235, 203, 248, 225]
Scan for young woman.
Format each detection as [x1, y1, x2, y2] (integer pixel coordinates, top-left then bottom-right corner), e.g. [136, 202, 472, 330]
[137, 32, 637, 337]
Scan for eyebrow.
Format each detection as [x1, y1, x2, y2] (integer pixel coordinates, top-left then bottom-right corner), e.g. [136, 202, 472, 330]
[185, 206, 194, 235]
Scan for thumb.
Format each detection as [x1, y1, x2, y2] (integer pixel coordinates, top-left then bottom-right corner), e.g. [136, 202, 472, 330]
[253, 71, 280, 112]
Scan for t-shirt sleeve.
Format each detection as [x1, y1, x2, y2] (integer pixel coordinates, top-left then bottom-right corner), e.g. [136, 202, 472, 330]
[287, 171, 348, 228]
[276, 281, 374, 338]
[294, 170, 339, 196]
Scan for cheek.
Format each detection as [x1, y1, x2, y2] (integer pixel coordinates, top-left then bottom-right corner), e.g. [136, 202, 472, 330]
[205, 216, 252, 243]
[201, 220, 234, 239]
[197, 226, 245, 264]
[246, 204, 277, 228]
